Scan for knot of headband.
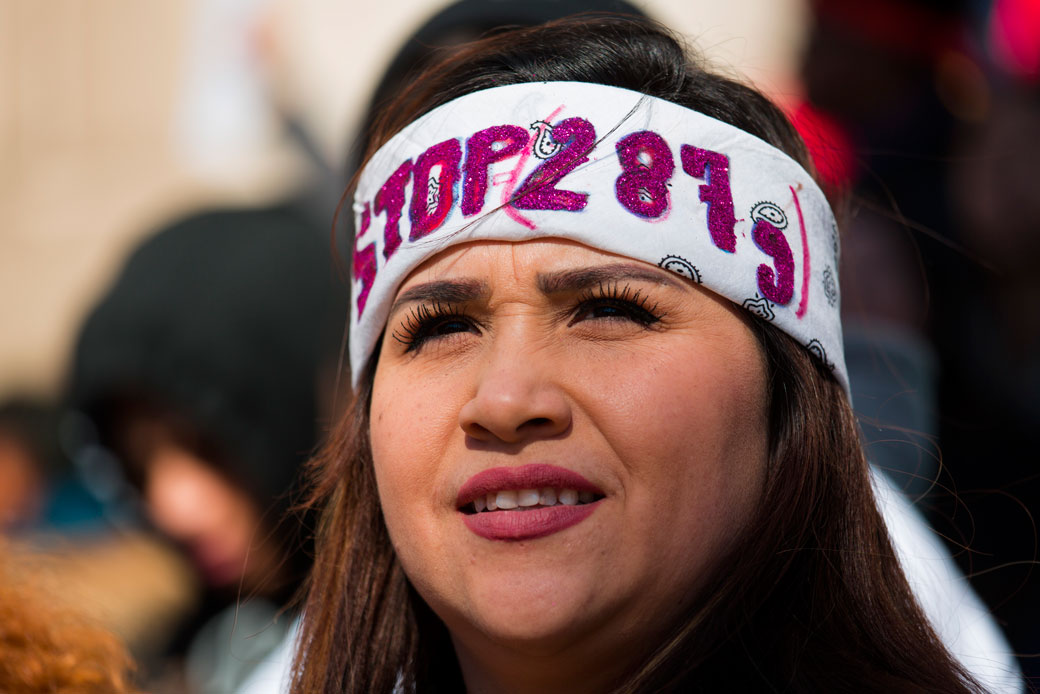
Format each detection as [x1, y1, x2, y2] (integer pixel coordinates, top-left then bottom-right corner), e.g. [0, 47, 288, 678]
[350, 81, 848, 395]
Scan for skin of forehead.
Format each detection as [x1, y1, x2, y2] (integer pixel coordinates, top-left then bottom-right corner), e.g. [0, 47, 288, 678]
[388, 239, 692, 315]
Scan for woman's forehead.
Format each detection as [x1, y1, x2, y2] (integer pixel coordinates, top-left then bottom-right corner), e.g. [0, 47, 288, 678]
[394, 238, 665, 293]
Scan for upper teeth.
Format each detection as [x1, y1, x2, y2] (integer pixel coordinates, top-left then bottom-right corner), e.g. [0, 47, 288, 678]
[472, 488, 597, 513]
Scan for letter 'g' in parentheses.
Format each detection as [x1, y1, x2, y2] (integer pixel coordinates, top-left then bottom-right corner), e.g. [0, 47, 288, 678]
[751, 218, 795, 305]
[680, 145, 737, 252]
[375, 159, 413, 261]
[462, 125, 529, 216]
[409, 138, 462, 241]
[353, 203, 377, 316]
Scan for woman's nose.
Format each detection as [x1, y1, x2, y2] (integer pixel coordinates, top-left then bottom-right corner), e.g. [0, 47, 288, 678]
[458, 347, 572, 444]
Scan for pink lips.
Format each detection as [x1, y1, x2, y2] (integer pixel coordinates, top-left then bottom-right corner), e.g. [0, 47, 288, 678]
[457, 464, 603, 542]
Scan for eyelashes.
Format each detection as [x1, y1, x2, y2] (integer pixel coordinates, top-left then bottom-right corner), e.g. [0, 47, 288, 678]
[391, 301, 477, 351]
[391, 282, 664, 353]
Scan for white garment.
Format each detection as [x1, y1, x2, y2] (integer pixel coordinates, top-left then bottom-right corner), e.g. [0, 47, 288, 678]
[234, 616, 300, 694]
[188, 600, 292, 694]
[871, 466, 1022, 692]
[236, 466, 1023, 693]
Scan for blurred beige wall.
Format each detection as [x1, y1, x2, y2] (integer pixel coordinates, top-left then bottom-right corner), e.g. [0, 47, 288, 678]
[0, 0, 806, 400]
[2, 0, 200, 399]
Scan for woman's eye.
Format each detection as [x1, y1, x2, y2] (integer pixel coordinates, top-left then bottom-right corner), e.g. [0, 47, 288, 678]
[584, 303, 630, 320]
[571, 298, 659, 327]
[428, 318, 473, 337]
[392, 306, 479, 352]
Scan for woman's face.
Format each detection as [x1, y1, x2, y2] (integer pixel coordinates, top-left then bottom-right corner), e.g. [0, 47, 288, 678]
[370, 239, 769, 683]
[120, 417, 279, 592]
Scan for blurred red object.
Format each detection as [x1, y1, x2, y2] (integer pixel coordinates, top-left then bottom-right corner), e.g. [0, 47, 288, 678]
[788, 101, 857, 195]
[989, 0, 1040, 82]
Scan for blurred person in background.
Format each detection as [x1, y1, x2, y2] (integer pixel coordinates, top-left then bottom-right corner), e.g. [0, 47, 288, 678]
[0, 398, 65, 533]
[0, 399, 193, 673]
[0, 403, 203, 689]
[0, 397, 106, 534]
[797, 0, 1040, 684]
[795, 0, 968, 501]
[946, 0, 1040, 680]
[65, 204, 345, 693]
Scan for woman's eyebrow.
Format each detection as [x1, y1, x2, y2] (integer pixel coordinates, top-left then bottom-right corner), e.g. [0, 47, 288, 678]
[388, 279, 488, 318]
[537, 263, 687, 295]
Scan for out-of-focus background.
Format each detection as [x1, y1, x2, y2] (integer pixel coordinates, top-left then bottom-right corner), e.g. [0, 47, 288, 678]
[1, 0, 1037, 691]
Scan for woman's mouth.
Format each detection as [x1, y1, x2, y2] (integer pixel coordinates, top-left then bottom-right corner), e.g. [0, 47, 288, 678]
[464, 487, 600, 513]
[457, 464, 605, 541]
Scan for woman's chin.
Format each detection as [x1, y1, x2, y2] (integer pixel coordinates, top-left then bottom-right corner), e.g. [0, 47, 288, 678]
[435, 568, 621, 653]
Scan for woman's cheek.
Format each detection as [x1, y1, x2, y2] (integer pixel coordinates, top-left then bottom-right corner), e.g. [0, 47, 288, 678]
[370, 372, 454, 542]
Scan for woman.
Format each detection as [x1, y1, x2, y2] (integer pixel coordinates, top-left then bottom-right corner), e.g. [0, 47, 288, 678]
[294, 17, 986, 692]
[68, 206, 343, 690]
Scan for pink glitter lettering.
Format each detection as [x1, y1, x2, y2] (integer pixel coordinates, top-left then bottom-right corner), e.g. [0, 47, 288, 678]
[462, 125, 529, 216]
[513, 117, 596, 212]
[752, 218, 795, 305]
[353, 203, 377, 316]
[680, 145, 737, 252]
[409, 138, 461, 240]
[374, 159, 413, 261]
[615, 130, 674, 219]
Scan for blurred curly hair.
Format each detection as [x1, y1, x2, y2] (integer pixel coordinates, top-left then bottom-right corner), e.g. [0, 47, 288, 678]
[0, 550, 139, 694]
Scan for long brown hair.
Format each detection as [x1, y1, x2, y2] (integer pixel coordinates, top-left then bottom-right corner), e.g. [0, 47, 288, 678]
[293, 16, 983, 693]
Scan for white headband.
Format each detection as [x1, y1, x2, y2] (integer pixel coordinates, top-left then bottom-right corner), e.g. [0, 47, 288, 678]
[351, 81, 847, 394]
